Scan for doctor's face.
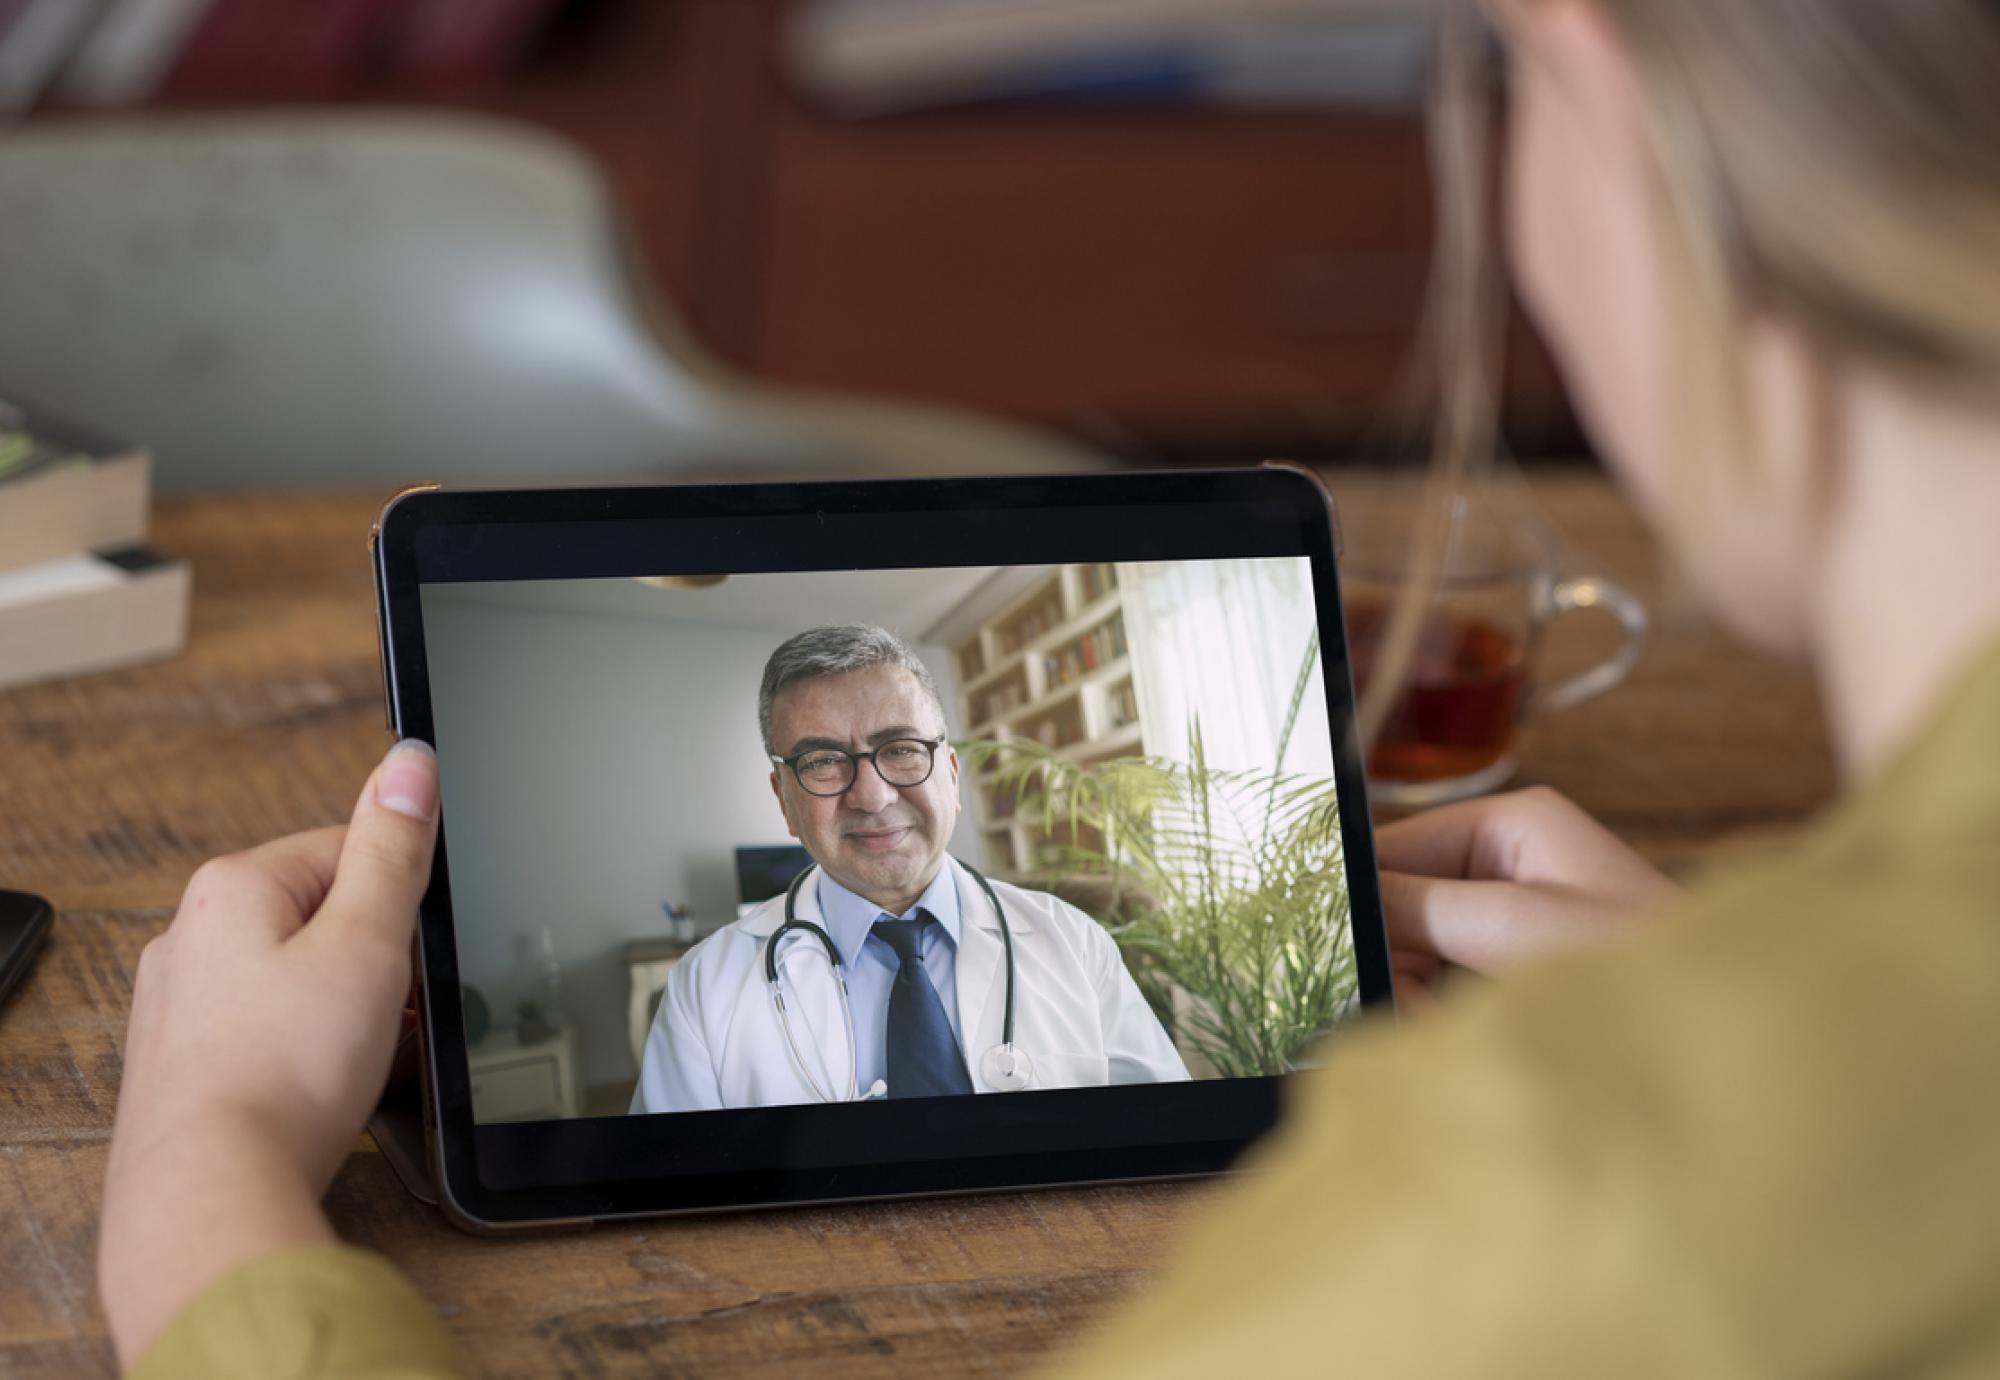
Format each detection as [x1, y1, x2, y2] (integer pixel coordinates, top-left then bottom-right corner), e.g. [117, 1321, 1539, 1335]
[768, 663, 961, 915]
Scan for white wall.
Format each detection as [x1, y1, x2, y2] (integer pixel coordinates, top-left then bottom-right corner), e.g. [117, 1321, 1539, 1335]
[422, 585, 983, 1092]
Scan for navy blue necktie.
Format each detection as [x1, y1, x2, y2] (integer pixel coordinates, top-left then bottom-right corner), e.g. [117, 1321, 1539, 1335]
[872, 912, 972, 1099]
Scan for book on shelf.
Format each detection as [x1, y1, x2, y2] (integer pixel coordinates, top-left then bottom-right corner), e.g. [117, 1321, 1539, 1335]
[977, 680, 1026, 724]
[1107, 679, 1139, 729]
[0, 545, 190, 691]
[1041, 613, 1127, 690]
[1077, 561, 1118, 603]
[0, 394, 151, 576]
[1002, 592, 1062, 653]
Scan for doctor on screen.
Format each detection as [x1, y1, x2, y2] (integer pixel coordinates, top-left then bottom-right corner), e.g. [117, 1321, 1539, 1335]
[632, 625, 1189, 1112]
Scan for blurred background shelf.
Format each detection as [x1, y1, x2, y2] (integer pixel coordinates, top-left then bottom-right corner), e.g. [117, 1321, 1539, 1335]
[6, 0, 1580, 467]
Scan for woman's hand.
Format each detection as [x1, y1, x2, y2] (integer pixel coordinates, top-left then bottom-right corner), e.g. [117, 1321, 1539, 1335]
[98, 741, 441, 1367]
[1376, 786, 1678, 1006]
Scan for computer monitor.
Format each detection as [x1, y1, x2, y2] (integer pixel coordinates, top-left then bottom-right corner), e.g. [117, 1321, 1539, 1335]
[735, 845, 813, 906]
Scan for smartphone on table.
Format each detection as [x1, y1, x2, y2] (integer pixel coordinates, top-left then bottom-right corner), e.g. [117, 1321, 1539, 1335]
[0, 889, 54, 1010]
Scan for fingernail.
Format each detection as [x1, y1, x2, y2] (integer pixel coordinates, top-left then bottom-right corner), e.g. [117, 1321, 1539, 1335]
[377, 739, 439, 821]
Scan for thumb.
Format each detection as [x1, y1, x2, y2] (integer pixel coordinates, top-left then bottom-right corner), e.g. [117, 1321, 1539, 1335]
[317, 740, 441, 952]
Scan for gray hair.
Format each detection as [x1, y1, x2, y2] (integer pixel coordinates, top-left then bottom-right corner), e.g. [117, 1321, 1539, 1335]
[759, 625, 945, 756]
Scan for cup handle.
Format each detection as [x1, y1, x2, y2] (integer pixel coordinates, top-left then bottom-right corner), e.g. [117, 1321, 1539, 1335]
[1528, 577, 1649, 717]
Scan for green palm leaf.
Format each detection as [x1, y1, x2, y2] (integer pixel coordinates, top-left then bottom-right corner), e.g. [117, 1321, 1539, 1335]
[958, 634, 1355, 1077]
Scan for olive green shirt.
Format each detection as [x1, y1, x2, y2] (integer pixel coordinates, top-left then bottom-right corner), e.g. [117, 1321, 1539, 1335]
[130, 646, 2000, 1380]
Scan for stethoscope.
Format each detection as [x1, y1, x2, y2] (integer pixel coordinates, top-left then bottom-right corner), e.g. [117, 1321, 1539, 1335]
[763, 860, 1031, 1101]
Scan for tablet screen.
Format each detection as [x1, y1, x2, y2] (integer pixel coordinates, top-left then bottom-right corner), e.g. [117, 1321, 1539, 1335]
[377, 471, 1391, 1220]
[420, 556, 1356, 1124]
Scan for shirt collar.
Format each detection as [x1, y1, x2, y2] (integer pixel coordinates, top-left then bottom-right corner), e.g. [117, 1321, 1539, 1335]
[817, 859, 961, 965]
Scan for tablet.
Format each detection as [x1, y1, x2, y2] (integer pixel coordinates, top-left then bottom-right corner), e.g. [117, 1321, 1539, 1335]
[371, 466, 1393, 1230]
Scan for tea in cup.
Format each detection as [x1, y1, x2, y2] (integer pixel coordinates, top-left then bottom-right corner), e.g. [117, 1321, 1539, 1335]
[1339, 479, 1646, 807]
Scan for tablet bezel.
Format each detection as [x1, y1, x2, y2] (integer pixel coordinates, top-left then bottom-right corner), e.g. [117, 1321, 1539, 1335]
[373, 467, 1393, 1228]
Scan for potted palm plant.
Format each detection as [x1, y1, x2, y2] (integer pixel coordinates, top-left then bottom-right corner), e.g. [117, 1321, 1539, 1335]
[962, 635, 1355, 1077]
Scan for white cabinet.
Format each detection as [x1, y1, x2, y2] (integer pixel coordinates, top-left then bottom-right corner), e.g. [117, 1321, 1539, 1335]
[624, 937, 691, 1070]
[466, 1025, 582, 1123]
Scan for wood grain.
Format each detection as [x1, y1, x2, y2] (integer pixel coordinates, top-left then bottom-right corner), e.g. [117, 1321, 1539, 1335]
[0, 475, 1836, 1377]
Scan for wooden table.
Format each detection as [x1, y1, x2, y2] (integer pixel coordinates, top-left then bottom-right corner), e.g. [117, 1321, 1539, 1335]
[0, 474, 1837, 1378]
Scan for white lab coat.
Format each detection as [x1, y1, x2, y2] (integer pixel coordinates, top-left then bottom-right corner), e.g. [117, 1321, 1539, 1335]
[631, 857, 1189, 1111]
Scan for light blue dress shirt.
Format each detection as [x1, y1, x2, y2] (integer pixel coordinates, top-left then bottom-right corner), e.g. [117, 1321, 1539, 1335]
[816, 865, 967, 1096]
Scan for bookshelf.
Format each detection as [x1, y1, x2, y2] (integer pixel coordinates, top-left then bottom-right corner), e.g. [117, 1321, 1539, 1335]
[954, 562, 1142, 878]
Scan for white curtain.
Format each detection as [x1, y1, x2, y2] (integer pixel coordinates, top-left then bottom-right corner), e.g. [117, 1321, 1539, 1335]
[1119, 558, 1333, 776]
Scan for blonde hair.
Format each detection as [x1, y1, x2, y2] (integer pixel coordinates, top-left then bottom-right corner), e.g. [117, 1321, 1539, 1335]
[1586, 0, 2000, 542]
[1606, 0, 2000, 380]
[1357, 6, 1504, 748]
[1363, 0, 2000, 747]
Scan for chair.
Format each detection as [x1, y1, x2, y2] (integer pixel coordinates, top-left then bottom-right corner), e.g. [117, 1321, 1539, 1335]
[0, 112, 1110, 490]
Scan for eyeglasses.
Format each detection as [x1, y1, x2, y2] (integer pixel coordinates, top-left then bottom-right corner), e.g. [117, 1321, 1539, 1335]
[773, 737, 946, 797]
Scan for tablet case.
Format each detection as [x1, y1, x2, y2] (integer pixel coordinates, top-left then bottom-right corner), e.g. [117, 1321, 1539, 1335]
[366, 1015, 439, 1207]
